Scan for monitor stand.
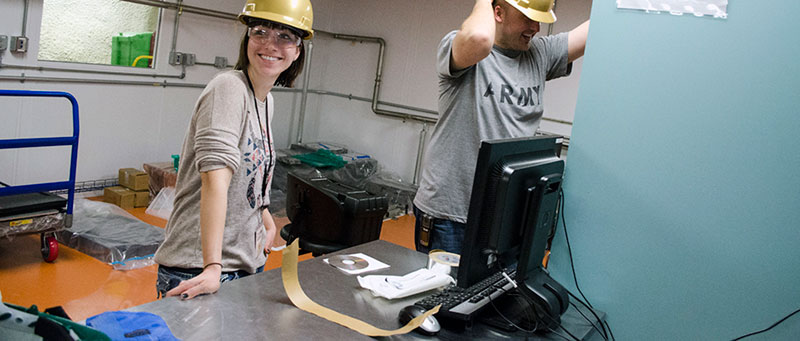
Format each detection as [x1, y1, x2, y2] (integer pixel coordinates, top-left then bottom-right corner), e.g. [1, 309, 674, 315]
[477, 287, 561, 333]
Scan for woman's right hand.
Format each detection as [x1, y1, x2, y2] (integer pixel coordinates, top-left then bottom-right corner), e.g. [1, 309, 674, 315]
[165, 264, 222, 300]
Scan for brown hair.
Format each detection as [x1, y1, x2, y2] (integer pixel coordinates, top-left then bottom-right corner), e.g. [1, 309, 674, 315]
[234, 21, 306, 88]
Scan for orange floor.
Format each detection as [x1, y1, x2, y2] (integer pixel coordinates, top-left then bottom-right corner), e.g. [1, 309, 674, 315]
[0, 203, 416, 321]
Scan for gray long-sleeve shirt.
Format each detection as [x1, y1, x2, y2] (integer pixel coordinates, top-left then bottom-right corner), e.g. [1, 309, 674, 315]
[154, 70, 275, 274]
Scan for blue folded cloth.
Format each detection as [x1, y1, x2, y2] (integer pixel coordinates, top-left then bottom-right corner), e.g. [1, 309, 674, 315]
[86, 311, 178, 341]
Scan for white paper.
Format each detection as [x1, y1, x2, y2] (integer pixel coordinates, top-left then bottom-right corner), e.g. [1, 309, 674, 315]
[357, 268, 455, 300]
[617, 0, 728, 19]
[323, 252, 389, 275]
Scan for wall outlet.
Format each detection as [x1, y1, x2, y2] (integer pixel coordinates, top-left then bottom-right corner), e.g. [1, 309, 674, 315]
[169, 51, 184, 65]
[0, 35, 8, 52]
[10, 36, 28, 53]
[170, 52, 196, 66]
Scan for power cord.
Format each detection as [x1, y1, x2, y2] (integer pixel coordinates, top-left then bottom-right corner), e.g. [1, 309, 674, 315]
[484, 259, 542, 336]
[487, 290, 540, 335]
[491, 286, 578, 341]
[567, 291, 608, 340]
[731, 308, 800, 340]
[488, 260, 580, 340]
[558, 188, 592, 307]
[559, 188, 616, 341]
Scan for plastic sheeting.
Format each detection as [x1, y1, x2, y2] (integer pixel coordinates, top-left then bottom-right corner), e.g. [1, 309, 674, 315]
[57, 199, 164, 270]
[274, 152, 416, 219]
[0, 211, 64, 241]
[145, 187, 175, 220]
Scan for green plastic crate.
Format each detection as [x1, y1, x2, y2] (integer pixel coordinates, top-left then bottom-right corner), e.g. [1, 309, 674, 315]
[111, 32, 153, 68]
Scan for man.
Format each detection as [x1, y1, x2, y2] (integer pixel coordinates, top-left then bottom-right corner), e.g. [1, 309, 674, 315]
[413, 0, 589, 254]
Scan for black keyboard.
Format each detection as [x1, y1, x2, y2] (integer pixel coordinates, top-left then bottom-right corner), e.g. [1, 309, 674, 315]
[414, 269, 517, 321]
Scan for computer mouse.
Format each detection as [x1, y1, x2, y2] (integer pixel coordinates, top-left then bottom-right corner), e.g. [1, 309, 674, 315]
[398, 304, 441, 335]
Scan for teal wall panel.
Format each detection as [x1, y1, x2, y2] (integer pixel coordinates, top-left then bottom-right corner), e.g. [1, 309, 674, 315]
[548, 1, 800, 339]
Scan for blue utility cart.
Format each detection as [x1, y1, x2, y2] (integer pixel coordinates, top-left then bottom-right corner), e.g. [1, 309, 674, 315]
[0, 90, 79, 262]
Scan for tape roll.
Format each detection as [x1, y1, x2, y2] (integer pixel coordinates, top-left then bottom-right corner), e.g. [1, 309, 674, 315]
[427, 250, 460, 278]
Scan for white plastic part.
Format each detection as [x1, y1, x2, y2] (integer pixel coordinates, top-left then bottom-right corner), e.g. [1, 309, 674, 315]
[0, 290, 40, 339]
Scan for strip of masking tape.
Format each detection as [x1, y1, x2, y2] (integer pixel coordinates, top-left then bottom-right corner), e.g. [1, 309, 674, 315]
[281, 239, 440, 336]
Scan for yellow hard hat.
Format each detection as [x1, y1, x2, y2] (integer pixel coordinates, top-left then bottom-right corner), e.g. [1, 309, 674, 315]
[505, 0, 557, 24]
[238, 0, 314, 40]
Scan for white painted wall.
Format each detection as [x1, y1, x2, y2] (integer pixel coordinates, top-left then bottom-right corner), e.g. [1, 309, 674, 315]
[0, 0, 591, 187]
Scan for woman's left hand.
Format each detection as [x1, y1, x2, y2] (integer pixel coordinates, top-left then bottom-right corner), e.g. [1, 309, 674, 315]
[165, 264, 223, 300]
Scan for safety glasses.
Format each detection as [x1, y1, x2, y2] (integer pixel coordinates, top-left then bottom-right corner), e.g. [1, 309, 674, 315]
[248, 26, 301, 49]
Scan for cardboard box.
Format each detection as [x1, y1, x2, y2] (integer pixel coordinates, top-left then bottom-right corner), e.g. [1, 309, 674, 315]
[119, 168, 149, 191]
[134, 190, 150, 208]
[143, 162, 178, 198]
[104, 186, 135, 210]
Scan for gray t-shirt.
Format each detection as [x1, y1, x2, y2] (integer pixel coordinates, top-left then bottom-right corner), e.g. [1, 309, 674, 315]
[154, 70, 275, 274]
[413, 30, 571, 223]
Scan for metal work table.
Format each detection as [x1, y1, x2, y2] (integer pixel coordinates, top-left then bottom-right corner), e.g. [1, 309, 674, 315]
[128, 240, 604, 340]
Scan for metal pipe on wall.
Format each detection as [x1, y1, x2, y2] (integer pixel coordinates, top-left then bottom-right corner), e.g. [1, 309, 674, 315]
[170, 0, 182, 56]
[120, 0, 237, 21]
[275, 88, 437, 116]
[22, 0, 29, 36]
[0, 74, 204, 88]
[116, 1, 440, 123]
[325, 32, 438, 125]
[296, 40, 314, 144]
[122, 0, 232, 70]
[414, 123, 429, 184]
[0, 62, 185, 79]
[323, 32, 436, 185]
[0, 74, 440, 114]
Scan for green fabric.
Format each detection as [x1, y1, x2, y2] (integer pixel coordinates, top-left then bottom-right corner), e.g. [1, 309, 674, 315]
[5, 303, 111, 340]
[292, 149, 347, 169]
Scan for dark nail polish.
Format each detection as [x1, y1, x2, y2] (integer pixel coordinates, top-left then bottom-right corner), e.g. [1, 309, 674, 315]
[181, 293, 188, 299]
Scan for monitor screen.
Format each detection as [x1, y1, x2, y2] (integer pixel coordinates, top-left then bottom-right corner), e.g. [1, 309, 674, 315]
[457, 135, 564, 289]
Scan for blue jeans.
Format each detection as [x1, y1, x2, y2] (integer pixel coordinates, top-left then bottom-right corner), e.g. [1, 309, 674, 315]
[413, 205, 466, 255]
[156, 264, 264, 299]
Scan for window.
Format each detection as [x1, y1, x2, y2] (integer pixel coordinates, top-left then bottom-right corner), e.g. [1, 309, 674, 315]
[38, 0, 160, 68]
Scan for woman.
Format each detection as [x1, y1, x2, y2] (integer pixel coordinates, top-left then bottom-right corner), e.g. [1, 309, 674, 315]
[153, 0, 314, 300]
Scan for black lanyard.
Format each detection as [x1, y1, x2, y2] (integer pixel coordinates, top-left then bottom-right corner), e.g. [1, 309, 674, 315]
[243, 71, 273, 209]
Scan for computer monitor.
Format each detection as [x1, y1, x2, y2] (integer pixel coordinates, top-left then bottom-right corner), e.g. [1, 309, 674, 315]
[457, 135, 569, 330]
